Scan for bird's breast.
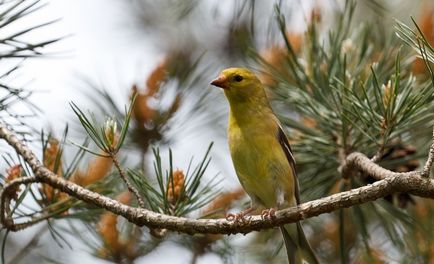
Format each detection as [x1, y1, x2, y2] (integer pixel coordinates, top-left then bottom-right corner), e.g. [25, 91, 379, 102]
[227, 114, 294, 207]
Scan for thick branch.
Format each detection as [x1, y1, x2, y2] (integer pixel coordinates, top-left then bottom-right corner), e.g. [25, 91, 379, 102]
[1, 123, 434, 235]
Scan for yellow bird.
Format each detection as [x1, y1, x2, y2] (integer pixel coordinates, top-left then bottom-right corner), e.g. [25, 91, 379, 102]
[211, 68, 318, 264]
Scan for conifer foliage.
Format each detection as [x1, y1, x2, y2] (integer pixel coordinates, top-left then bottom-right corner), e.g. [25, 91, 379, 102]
[1, 1, 434, 263]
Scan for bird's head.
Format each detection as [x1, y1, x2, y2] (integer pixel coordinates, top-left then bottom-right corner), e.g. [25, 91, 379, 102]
[210, 68, 266, 104]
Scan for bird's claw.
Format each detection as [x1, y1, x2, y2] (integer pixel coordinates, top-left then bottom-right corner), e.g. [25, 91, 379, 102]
[226, 213, 245, 222]
[261, 208, 276, 220]
[226, 208, 254, 223]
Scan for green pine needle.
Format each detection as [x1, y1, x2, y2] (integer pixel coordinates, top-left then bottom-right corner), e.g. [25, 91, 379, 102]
[128, 143, 220, 216]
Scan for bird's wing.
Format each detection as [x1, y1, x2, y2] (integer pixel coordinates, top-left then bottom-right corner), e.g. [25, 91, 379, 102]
[277, 124, 301, 205]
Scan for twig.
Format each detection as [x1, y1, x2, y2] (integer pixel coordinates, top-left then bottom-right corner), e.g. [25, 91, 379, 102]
[421, 127, 434, 178]
[371, 125, 387, 163]
[0, 176, 38, 231]
[111, 155, 146, 208]
[1, 122, 434, 235]
[370, 146, 384, 163]
[9, 226, 47, 264]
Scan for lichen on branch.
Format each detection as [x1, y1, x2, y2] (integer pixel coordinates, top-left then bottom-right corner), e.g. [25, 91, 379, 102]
[1, 122, 434, 235]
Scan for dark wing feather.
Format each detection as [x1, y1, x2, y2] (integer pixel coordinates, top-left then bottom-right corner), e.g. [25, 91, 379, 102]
[277, 124, 301, 204]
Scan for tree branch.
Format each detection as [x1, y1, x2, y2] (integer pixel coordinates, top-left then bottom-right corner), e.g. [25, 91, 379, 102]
[1, 122, 434, 235]
[421, 127, 434, 178]
[8, 226, 47, 264]
[111, 155, 146, 208]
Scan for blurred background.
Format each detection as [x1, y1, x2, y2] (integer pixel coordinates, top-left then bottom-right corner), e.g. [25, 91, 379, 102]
[1, 0, 434, 263]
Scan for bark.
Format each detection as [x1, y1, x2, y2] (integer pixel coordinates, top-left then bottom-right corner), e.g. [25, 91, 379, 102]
[1, 123, 434, 235]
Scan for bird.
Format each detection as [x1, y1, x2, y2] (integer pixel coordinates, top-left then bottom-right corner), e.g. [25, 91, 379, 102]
[210, 67, 318, 264]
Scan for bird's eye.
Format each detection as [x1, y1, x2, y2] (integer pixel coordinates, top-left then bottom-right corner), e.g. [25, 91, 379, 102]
[233, 75, 243, 82]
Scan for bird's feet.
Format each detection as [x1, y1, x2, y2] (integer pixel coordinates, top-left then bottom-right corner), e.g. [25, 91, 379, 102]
[261, 208, 276, 220]
[226, 207, 254, 223]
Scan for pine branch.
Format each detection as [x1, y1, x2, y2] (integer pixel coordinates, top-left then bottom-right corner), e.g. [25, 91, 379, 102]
[2, 122, 434, 235]
[422, 128, 434, 178]
[112, 155, 145, 208]
[8, 226, 46, 264]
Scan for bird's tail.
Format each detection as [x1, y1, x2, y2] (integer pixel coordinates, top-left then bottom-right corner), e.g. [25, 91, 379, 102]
[280, 222, 318, 264]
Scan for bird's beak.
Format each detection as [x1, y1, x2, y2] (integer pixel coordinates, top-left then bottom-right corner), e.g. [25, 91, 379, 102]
[210, 75, 228, 89]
